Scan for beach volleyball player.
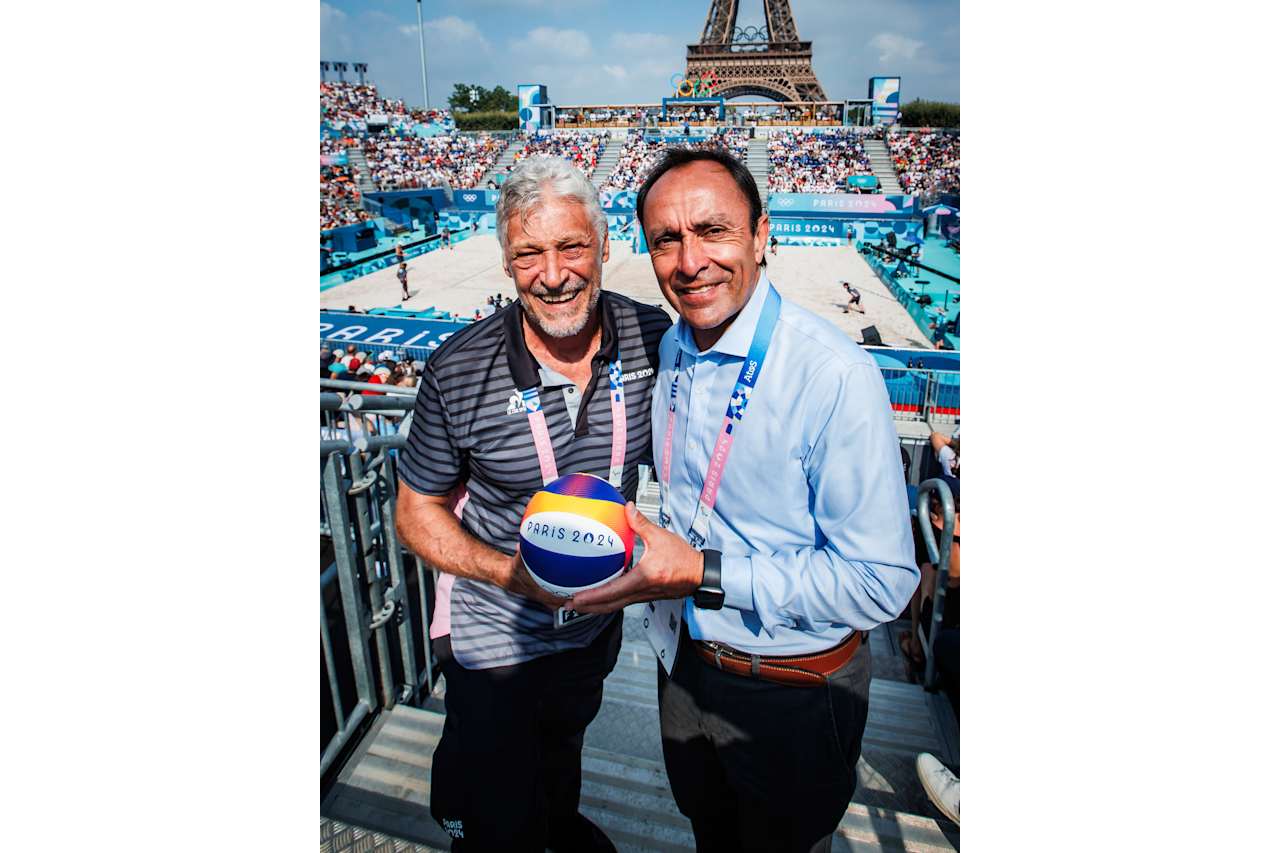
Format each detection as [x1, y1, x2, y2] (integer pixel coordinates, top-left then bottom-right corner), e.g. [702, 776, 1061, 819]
[395, 156, 670, 851]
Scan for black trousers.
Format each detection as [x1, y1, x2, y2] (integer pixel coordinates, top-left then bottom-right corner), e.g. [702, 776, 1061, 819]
[658, 628, 871, 853]
[429, 614, 622, 851]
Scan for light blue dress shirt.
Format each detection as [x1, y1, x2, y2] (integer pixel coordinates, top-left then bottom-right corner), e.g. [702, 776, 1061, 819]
[652, 273, 919, 655]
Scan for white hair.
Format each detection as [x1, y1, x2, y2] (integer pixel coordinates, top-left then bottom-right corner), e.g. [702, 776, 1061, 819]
[495, 155, 607, 257]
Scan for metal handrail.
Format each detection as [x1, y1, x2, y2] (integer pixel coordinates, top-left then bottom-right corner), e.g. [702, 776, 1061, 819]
[914, 478, 956, 692]
[320, 412, 440, 779]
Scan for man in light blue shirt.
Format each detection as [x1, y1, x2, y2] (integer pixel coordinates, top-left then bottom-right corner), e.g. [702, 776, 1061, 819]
[571, 149, 918, 852]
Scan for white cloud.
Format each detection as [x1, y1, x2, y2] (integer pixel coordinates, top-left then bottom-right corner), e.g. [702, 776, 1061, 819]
[868, 32, 925, 64]
[400, 16, 490, 49]
[602, 64, 627, 81]
[608, 32, 676, 55]
[519, 27, 593, 60]
[319, 2, 346, 28]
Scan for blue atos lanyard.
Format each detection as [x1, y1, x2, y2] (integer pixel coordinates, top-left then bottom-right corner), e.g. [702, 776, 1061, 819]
[658, 285, 782, 549]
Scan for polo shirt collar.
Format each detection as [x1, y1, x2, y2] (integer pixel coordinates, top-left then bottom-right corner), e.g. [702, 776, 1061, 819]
[502, 290, 621, 390]
[675, 271, 772, 359]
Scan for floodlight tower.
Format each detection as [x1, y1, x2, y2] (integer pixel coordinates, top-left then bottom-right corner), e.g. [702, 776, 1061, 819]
[334, 61, 348, 83]
[320, 61, 330, 82]
[354, 62, 368, 86]
[415, 0, 431, 108]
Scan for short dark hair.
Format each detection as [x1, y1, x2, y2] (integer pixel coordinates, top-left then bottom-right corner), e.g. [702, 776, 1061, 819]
[635, 147, 765, 241]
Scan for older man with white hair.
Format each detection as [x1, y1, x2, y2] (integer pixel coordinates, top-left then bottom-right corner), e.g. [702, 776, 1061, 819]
[396, 155, 671, 851]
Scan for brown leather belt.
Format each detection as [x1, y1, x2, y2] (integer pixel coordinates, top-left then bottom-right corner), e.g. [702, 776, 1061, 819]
[694, 631, 862, 688]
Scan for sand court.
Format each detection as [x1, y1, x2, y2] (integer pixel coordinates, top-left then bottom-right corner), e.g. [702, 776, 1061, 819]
[320, 234, 934, 349]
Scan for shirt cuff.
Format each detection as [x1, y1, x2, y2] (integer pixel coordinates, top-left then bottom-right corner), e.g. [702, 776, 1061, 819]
[721, 554, 754, 612]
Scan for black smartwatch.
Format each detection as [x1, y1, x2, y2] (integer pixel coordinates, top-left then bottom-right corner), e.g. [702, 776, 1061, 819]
[694, 549, 725, 610]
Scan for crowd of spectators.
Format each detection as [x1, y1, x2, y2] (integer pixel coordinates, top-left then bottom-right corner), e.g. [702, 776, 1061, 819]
[320, 81, 409, 124]
[599, 129, 749, 192]
[363, 133, 509, 191]
[504, 131, 611, 180]
[322, 343, 422, 391]
[320, 163, 373, 230]
[888, 130, 960, 197]
[557, 107, 647, 126]
[320, 80, 453, 128]
[767, 129, 875, 193]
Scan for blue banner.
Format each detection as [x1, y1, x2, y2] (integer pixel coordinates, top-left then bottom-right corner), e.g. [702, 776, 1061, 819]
[770, 217, 922, 247]
[452, 189, 498, 210]
[768, 193, 916, 218]
[845, 175, 879, 190]
[320, 313, 471, 354]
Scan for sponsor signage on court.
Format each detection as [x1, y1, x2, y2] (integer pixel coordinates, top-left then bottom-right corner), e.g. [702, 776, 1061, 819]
[768, 193, 916, 219]
[320, 312, 471, 353]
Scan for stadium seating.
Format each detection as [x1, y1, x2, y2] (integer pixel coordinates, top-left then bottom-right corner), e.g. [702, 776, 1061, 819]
[362, 133, 509, 191]
[888, 130, 960, 197]
[599, 128, 750, 192]
[502, 131, 611, 181]
[767, 128, 875, 193]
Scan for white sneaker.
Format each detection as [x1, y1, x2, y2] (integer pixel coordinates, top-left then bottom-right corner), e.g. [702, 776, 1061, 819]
[916, 752, 959, 825]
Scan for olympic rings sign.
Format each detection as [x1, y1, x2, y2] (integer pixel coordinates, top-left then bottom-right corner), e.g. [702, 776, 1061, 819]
[669, 69, 720, 99]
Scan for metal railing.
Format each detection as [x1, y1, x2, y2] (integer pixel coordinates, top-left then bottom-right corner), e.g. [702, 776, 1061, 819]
[914, 478, 956, 692]
[880, 367, 960, 426]
[320, 389, 441, 778]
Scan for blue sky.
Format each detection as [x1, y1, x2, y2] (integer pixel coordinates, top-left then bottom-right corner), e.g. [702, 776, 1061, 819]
[320, 0, 958, 109]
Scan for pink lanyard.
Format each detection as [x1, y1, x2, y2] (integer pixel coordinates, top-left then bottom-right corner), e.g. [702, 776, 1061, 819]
[659, 286, 781, 549]
[520, 356, 627, 489]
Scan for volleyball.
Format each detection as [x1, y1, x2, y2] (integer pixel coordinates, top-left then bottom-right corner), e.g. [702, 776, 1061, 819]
[518, 473, 634, 596]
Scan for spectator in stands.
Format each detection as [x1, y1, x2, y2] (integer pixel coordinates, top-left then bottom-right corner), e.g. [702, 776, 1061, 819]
[930, 428, 959, 493]
[320, 346, 333, 377]
[394, 155, 671, 852]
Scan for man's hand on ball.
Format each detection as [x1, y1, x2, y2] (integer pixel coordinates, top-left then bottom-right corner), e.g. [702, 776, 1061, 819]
[503, 548, 569, 611]
[568, 502, 703, 614]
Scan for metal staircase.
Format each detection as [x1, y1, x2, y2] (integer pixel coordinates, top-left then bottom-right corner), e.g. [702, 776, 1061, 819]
[863, 137, 904, 194]
[592, 135, 625, 190]
[322, 479, 960, 852]
[745, 134, 771, 202]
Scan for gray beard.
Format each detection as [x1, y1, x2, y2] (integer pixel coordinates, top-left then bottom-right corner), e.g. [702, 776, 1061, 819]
[521, 285, 602, 339]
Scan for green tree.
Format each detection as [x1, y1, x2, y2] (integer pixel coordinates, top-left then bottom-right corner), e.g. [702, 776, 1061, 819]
[899, 99, 960, 128]
[481, 86, 517, 112]
[448, 84, 518, 113]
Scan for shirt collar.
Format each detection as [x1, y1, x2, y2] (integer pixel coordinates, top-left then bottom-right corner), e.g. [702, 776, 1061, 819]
[675, 271, 772, 359]
[502, 290, 621, 390]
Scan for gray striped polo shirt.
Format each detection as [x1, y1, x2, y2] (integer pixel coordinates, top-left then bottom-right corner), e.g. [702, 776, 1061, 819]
[399, 291, 671, 669]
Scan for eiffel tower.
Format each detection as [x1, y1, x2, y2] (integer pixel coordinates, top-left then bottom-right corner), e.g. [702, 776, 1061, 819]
[685, 0, 828, 102]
